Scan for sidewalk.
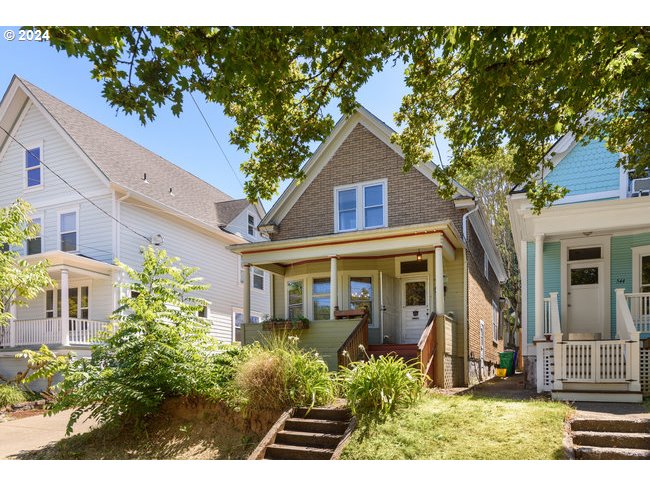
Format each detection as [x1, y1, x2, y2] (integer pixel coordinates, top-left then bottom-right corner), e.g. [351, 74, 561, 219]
[0, 410, 96, 459]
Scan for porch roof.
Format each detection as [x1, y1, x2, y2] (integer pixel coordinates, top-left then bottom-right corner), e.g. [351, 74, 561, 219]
[23, 251, 118, 280]
[229, 221, 462, 273]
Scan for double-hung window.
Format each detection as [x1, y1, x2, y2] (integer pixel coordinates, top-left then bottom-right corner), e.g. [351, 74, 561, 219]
[287, 280, 304, 320]
[59, 211, 78, 252]
[335, 180, 387, 232]
[247, 214, 255, 237]
[26, 216, 43, 255]
[25, 147, 42, 189]
[312, 278, 331, 320]
[252, 267, 264, 290]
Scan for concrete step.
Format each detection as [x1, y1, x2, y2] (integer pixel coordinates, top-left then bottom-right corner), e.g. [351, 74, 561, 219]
[571, 418, 650, 434]
[293, 407, 351, 422]
[552, 390, 643, 403]
[574, 446, 650, 460]
[276, 430, 343, 449]
[284, 418, 349, 435]
[572, 431, 650, 450]
[264, 443, 334, 460]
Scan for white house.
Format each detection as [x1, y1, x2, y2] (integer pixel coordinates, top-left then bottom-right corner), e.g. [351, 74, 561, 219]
[0, 76, 271, 379]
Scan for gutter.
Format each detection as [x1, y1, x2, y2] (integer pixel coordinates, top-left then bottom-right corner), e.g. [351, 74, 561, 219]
[462, 204, 480, 243]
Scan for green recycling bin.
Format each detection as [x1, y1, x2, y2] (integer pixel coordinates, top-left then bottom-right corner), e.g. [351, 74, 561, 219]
[499, 351, 515, 377]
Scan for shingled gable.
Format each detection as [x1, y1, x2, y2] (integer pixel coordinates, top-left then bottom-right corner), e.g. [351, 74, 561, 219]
[260, 106, 474, 228]
[0, 75, 247, 234]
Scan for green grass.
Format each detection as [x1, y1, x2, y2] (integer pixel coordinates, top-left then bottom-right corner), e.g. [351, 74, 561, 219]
[341, 391, 573, 460]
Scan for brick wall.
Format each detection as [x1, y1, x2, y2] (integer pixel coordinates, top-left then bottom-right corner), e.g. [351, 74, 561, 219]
[270, 123, 464, 241]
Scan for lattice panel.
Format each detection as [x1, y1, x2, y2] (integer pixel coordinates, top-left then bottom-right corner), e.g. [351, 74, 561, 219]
[543, 348, 554, 390]
[641, 349, 650, 396]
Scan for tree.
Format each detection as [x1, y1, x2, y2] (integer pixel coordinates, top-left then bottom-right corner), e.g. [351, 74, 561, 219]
[454, 147, 520, 347]
[49, 247, 218, 433]
[44, 27, 649, 210]
[0, 199, 53, 327]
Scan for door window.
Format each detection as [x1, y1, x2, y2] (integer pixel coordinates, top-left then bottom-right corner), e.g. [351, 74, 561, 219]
[570, 267, 599, 286]
[312, 278, 331, 320]
[405, 281, 426, 306]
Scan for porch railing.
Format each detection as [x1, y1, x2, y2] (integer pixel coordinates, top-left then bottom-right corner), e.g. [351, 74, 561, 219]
[337, 311, 369, 368]
[624, 292, 650, 334]
[0, 318, 108, 348]
[417, 312, 437, 386]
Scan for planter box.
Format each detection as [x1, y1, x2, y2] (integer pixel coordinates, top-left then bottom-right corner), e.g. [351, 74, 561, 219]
[262, 320, 309, 331]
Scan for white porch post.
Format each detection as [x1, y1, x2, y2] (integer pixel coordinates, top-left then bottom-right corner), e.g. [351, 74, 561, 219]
[243, 264, 251, 324]
[9, 301, 16, 347]
[534, 234, 545, 341]
[435, 246, 445, 316]
[60, 268, 70, 346]
[330, 256, 338, 320]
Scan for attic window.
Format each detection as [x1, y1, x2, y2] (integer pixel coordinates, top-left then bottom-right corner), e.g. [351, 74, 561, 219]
[25, 147, 42, 189]
[248, 214, 255, 236]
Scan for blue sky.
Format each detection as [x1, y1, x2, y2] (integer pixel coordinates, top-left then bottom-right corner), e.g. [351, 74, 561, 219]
[0, 31, 451, 209]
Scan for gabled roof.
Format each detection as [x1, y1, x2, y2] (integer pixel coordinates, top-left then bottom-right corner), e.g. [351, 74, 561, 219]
[261, 106, 474, 227]
[0, 76, 249, 233]
[215, 198, 251, 226]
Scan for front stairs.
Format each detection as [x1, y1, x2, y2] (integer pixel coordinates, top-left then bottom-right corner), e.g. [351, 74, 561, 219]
[368, 343, 419, 362]
[249, 407, 355, 460]
[569, 415, 650, 459]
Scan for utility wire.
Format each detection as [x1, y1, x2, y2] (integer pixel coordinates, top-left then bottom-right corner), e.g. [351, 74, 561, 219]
[188, 91, 245, 189]
[0, 124, 152, 244]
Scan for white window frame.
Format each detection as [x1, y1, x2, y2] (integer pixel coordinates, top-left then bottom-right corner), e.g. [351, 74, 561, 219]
[247, 213, 256, 237]
[25, 213, 44, 255]
[492, 300, 499, 344]
[58, 208, 79, 253]
[285, 274, 331, 321]
[237, 255, 245, 285]
[286, 278, 306, 320]
[631, 245, 650, 293]
[48, 279, 92, 320]
[334, 179, 387, 233]
[24, 143, 44, 191]
[232, 308, 261, 329]
[252, 267, 265, 291]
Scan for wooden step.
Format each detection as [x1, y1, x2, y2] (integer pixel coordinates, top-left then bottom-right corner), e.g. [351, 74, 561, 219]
[368, 344, 419, 361]
[276, 430, 343, 449]
[574, 446, 650, 460]
[293, 407, 351, 421]
[572, 431, 650, 450]
[284, 418, 349, 435]
[264, 443, 334, 460]
[571, 418, 650, 434]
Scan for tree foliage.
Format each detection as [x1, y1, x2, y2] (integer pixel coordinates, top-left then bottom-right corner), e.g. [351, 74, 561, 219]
[0, 199, 53, 326]
[49, 247, 220, 434]
[44, 26, 650, 210]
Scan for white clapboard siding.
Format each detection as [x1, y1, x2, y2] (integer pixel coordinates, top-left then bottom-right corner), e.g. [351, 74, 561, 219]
[225, 206, 267, 243]
[119, 200, 271, 342]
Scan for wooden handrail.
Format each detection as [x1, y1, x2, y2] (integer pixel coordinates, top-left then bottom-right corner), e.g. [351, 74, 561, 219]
[337, 310, 369, 368]
[417, 313, 437, 386]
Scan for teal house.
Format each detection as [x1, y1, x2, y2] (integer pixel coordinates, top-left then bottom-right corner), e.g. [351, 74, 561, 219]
[508, 134, 649, 402]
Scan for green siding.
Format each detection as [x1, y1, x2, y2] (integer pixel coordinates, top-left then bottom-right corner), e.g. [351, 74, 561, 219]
[527, 241, 561, 343]
[610, 232, 650, 337]
[242, 319, 359, 370]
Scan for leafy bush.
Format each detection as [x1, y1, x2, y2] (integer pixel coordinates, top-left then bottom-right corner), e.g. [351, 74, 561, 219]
[0, 383, 27, 407]
[338, 351, 424, 421]
[50, 247, 220, 434]
[234, 334, 335, 411]
[16, 344, 73, 393]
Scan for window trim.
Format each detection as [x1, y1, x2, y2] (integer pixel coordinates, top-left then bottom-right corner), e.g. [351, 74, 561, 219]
[286, 278, 306, 320]
[285, 274, 332, 321]
[57, 208, 79, 253]
[631, 245, 650, 294]
[492, 300, 499, 345]
[334, 179, 387, 233]
[247, 213, 256, 237]
[252, 267, 265, 291]
[46, 280, 92, 320]
[23, 142, 44, 192]
[25, 213, 44, 255]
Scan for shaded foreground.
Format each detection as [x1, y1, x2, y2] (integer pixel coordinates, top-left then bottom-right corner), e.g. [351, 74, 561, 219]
[341, 391, 573, 460]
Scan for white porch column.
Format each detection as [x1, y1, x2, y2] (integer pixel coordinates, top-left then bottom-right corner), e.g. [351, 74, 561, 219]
[9, 301, 16, 347]
[60, 268, 70, 346]
[243, 264, 251, 325]
[435, 246, 445, 315]
[534, 234, 545, 341]
[330, 256, 338, 320]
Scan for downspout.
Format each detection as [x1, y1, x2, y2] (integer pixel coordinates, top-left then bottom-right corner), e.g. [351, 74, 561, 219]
[462, 204, 480, 244]
[462, 204, 478, 386]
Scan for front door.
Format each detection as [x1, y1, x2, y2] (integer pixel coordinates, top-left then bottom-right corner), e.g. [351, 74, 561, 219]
[567, 262, 604, 336]
[401, 277, 429, 343]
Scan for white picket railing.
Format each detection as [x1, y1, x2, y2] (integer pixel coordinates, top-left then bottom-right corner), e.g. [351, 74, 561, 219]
[625, 292, 650, 333]
[561, 340, 630, 383]
[0, 318, 107, 347]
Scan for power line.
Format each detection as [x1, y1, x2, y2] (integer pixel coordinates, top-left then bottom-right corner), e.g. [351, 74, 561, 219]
[188, 91, 245, 189]
[0, 124, 152, 244]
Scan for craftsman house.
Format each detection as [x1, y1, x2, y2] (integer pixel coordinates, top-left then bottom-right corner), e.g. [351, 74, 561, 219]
[508, 134, 650, 402]
[0, 76, 270, 381]
[230, 107, 507, 387]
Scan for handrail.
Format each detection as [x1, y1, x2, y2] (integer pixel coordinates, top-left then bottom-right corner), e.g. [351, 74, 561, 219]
[337, 310, 369, 368]
[417, 312, 437, 386]
[616, 289, 640, 341]
[548, 292, 562, 337]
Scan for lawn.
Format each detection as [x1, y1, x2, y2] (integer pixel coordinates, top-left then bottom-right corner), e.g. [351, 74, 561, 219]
[341, 391, 573, 460]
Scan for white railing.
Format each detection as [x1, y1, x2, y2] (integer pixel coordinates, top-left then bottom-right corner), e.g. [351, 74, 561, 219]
[624, 292, 650, 334]
[561, 340, 630, 383]
[543, 297, 551, 335]
[0, 318, 107, 347]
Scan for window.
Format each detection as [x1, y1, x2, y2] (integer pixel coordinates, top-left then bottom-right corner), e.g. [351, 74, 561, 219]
[248, 214, 255, 237]
[238, 256, 245, 284]
[335, 181, 387, 232]
[312, 277, 331, 320]
[26, 216, 43, 255]
[642, 255, 650, 293]
[233, 311, 260, 328]
[52, 286, 89, 319]
[350, 277, 373, 324]
[568, 246, 601, 261]
[287, 280, 304, 320]
[492, 300, 499, 344]
[25, 147, 42, 188]
[46, 290, 55, 318]
[59, 211, 78, 252]
[570, 267, 599, 286]
[198, 306, 208, 318]
[252, 268, 264, 290]
[1, 243, 9, 253]
[400, 259, 428, 274]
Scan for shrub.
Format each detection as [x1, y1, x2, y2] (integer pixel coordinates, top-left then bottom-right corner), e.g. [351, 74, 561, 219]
[0, 383, 27, 407]
[16, 345, 73, 394]
[234, 334, 335, 411]
[338, 351, 424, 421]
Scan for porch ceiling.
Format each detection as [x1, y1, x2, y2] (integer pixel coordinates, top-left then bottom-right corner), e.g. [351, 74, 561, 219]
[24, 251, 117, 280]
